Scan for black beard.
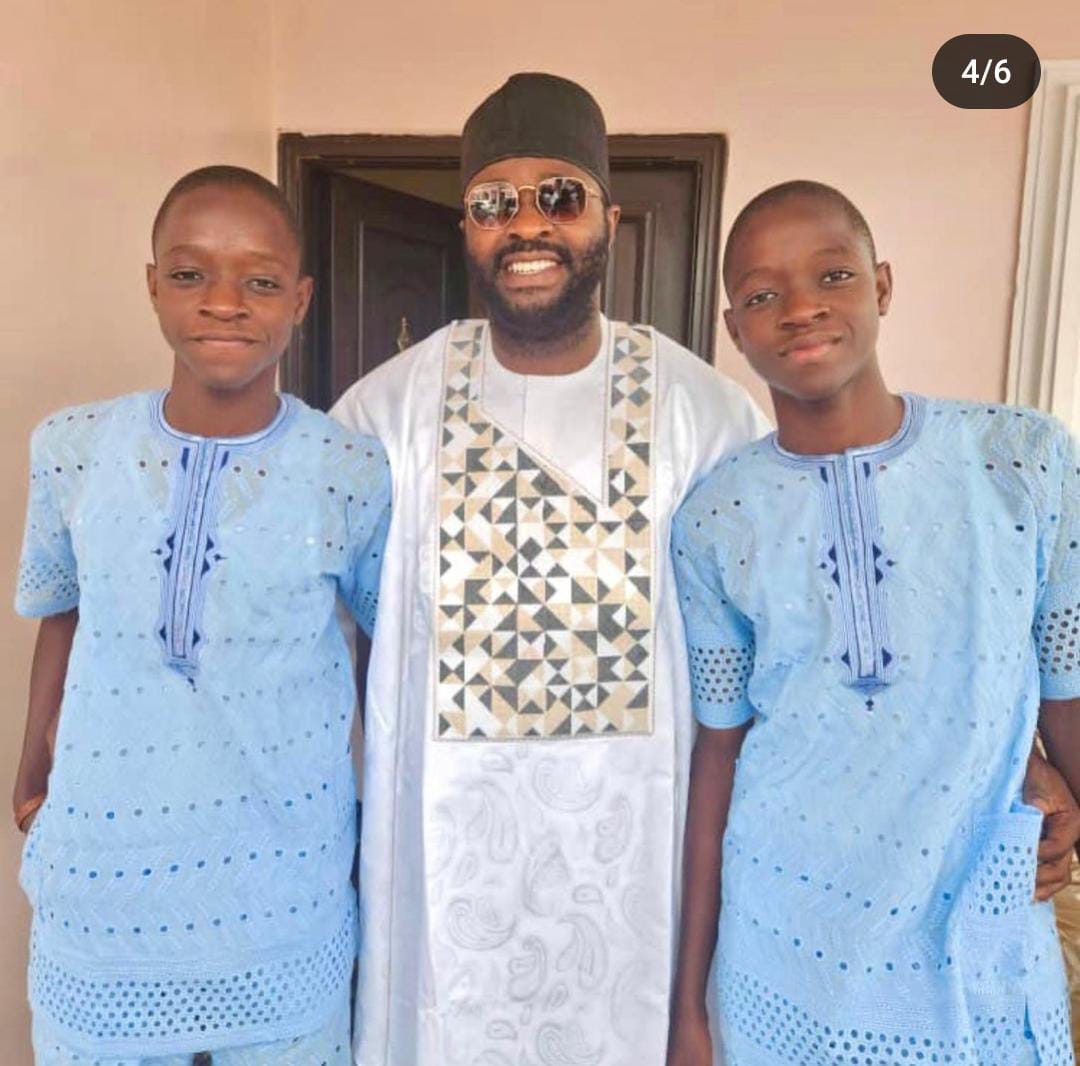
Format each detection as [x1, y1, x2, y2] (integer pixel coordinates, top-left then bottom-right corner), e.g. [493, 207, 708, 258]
[466, 231, 610, 345]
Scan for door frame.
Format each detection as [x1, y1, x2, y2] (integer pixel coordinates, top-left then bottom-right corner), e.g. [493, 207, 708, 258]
[278, 132, 727, 402]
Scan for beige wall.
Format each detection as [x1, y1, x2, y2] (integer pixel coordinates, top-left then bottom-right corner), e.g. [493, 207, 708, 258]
[271, 0, 1080, 410]
[0, 4, 272, 1061]
[2, 1, 1078, 1061]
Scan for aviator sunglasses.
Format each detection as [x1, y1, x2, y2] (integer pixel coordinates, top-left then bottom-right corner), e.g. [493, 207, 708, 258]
[464, 176, 603, 230]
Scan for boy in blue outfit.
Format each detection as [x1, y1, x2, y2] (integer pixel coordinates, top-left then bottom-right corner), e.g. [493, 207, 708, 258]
[668, 181, 1079, 1065]
[12, 166, 390, 1064]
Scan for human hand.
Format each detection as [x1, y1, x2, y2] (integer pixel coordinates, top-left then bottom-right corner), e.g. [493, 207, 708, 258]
[14, 793, 45, 835]
[1023, 748, 1080, 901]
[667, 1009, 713, 1066]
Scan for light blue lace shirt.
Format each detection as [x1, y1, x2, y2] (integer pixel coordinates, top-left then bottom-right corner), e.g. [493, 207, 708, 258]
[15, 391, 391, 1057]
[672, 396, 1077, 1066]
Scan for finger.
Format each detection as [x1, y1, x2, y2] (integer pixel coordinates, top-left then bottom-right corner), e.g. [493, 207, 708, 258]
[1041, 807, 1080, 840]
[1025, 789, 1051, 814]
[1034, 872, 1071, 900]
[1039, 813, 1080, 858]
[1034, 873, 1071, 901]
[1039, 835, 1072, 864]
[1035, 857, 1073, 900]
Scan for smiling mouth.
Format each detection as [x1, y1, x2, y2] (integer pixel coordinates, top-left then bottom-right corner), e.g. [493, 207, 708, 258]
[782, 335, 841, 362]
[503, 258, 562, 277]
[192, 335, 258, 345]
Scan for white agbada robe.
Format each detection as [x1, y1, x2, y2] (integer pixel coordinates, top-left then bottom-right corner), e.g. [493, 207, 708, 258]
[331, 316, 769, 1066]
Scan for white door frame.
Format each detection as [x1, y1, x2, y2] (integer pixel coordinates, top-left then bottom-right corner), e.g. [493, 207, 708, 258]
[1007, 59, 1080, 431]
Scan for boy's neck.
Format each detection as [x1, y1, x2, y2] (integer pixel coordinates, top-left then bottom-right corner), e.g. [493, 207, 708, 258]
[771, 363, 904, 456]
[164, 367, 281, 438]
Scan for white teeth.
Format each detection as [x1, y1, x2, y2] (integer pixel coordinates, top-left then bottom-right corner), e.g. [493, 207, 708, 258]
[506, 259, 559, 275]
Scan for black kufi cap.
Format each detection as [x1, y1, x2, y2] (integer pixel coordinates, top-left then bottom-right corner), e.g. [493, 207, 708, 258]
[461, 73, 610, 197]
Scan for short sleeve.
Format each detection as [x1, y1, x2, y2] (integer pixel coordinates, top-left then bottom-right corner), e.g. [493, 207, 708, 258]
[1034, 425, 1080, 699]
[329, 379, 377, 437]
[15, 426, 80, 618]
[338, 438, 392, 638]
[671, 500, 756, 728]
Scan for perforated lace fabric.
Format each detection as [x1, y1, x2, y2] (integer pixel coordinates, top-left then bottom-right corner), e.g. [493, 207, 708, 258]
[719, 963, 1052, 1065]
[15, 392, 391, 1056]
[30, 912, 355, 1057]
[31, 982, 353, 1065]
[1035, 600, 1080, 692]
[672, 397, 1078, 1064]
[687, 643, 754, 711]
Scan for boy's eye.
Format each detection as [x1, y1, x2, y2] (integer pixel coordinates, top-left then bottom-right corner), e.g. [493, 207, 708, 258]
[822, 269, 855, 284]
[167, 269, 203, 284]
[744, 290, 777, 308]
[248, 277, 282, 292]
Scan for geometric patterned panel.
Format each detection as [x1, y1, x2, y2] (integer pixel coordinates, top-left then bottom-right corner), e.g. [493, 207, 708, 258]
[435, 320, 654, 740]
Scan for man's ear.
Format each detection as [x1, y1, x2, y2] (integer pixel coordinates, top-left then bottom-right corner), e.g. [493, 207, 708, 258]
[605, 203, 621, 247]
[146, 263, 159, 309]
[875, 261, 893, 316]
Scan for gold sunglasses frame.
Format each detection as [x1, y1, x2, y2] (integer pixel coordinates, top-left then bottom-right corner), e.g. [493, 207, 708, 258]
[463, 177, 603, 230]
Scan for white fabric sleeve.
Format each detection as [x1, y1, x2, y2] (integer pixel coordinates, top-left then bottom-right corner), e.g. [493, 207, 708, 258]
[329, 379, 378, 437]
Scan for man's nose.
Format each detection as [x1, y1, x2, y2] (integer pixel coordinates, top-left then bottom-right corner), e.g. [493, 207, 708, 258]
[507, 188, 553, 241]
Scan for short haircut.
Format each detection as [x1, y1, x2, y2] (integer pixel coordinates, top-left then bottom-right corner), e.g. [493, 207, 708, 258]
[151, 165, 302, 259]
[723, 180, 877, 291]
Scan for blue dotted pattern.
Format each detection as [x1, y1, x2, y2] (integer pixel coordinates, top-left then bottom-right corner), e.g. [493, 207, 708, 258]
[687, 643, 753, 708]
[673, 398, 1077, 1058]
[14, 392, 390, 1055]
[722, 965, 1040, 1064]
[30, 915, 354, 1052]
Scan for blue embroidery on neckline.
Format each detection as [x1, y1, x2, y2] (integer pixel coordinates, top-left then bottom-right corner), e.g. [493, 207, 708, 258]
[768, 393, 925, 469]
[155, 443, 230, 680]
[815, 457, 896, 690]
[149, 393, 295, 679]
[767, 397, 925, 693]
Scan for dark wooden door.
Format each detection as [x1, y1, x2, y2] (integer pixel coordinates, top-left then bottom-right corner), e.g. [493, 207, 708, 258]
[604, 164, 697, 347]
[326, 164, 700, 377]
[322, 173, 468, 407]
[284, 136, 726, 408]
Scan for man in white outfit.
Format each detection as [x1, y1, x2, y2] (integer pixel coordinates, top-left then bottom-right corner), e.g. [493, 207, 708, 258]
[331, 71, 769, 1066]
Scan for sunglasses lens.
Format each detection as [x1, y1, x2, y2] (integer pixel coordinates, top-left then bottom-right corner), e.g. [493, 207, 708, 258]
[537, 178, 589, 223]
[467, 183, 517, 229]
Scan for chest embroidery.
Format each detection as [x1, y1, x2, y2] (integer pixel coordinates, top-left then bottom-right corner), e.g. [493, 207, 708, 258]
[155, 442, 231, 677]
[780, 397, 923, 698]
[435, 321, 655, 740]
[151, 395, 290, 679]
[815, 457, 896, 692]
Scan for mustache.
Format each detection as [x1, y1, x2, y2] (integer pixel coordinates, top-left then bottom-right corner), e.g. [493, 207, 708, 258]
[493, 239, 571, 272]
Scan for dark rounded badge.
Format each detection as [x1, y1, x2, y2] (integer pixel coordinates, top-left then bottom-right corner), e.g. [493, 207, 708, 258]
[933, 35, 1041, 109]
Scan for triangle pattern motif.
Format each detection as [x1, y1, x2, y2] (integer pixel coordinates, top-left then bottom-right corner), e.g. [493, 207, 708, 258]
[435, 320, 655, 740]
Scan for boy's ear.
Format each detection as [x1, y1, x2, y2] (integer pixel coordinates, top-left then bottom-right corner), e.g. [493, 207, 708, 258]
[723, 307, 743, 351]
[875, 261, 893, 316]
[293, 275, 315, 325]
[146, 263, 159, 309]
